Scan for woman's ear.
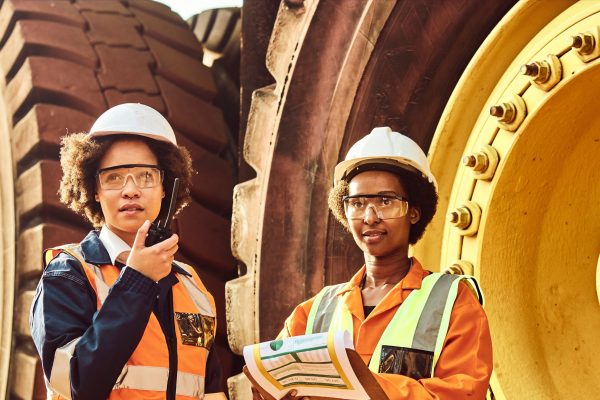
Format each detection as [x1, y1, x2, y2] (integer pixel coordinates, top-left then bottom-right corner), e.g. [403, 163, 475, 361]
[410, 206, 421, 225]
[95, 193, 100, 202]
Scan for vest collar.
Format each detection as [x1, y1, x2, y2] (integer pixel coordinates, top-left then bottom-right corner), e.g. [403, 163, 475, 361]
[79, 230, 192, 277]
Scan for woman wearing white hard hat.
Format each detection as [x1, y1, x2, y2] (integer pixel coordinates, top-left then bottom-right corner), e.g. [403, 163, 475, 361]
[267, 127, 492, 399]
[31, 103, 223, 399]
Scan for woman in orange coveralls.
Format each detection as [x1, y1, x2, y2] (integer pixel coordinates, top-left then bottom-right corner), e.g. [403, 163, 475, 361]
[253, 127, 492, 400]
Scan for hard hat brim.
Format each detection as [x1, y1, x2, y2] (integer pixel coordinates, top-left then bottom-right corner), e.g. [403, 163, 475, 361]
[334, 157, 438, 190]
[88, 130, 176, 145]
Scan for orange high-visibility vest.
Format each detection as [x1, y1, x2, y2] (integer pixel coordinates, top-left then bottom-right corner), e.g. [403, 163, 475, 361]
[44, 245, 216, 400]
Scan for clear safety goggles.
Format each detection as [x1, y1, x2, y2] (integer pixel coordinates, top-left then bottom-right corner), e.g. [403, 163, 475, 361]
[343, 194, 409, 220]
[96, 164, 163, 190]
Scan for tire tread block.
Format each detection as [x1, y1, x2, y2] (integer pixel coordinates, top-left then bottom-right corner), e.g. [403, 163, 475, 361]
[176, 201, 235, 273]
[104, 90, 166, 113]
[11, 348, 46, 400]
[204, 8, 240, 53]
[16, 291, 35, 338]
[157, 76, 229, 153]
[190, 11, 213, 43]
[18, 222, 89, 279]
[75, 0, 133, 15]
[13, 104, 94, 165]
[0, 0, 85, 46]
[82, 11, 146, 48]
[16, 160, 83, 225]
[95, 44, 157, 93]
[132, 7, 202, 56]
[145, 35, 216, 100]
[126, 0, 186, 26]
[176, 133, 233, 214]
[7, 56, 106, 124]
[0, 20, 97, 81]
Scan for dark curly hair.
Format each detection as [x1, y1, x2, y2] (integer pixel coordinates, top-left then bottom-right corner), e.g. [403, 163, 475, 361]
[328, 167, 438, 245]
[59, 133, 194, 228]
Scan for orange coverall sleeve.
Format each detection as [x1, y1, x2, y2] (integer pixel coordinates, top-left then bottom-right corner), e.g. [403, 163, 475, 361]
[279, 282, 493, 400]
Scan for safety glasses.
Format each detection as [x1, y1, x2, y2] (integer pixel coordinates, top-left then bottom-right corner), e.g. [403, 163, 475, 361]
[343, 194, 409, 220]
[96, 164, 163, 190]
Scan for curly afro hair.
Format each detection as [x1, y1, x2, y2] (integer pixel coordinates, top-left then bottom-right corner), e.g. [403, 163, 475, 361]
[59, 133, 194, 228]
[327, 167, 438, 245]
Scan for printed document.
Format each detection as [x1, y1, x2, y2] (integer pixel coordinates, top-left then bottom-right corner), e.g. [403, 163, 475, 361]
[243, 331, 370, 399]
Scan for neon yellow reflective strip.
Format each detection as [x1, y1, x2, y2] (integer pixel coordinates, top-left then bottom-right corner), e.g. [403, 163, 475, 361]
[368, 273, 443, 372]
[305, 287, 330, 335]
[329, 299, 353, 335]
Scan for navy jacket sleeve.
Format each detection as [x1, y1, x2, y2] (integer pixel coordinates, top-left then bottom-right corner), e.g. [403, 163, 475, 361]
[30, 252, 160, 400]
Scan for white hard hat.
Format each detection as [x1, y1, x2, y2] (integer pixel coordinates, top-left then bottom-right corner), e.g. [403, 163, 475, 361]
[334, 126, 437, 190]
[88, 103, 177, 145]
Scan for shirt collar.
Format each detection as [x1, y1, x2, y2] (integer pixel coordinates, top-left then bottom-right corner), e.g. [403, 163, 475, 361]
[335, 257, 426, 296]
[99, 225, 131, 266]
[80, 226, 191, 277]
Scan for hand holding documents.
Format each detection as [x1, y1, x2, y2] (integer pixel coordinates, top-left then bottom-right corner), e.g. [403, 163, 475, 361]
[243, 331, 388, 400]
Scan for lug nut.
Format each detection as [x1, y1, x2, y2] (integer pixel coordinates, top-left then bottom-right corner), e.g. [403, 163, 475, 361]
[490, 102, 516, 123]
[520, 63, 539, 76]
[462, 152, 489, 172]
[448, 207, 472, 229]
[571, 33, 595, 55]
[520, 61, 550, 83]
[462, 155, 477, 167]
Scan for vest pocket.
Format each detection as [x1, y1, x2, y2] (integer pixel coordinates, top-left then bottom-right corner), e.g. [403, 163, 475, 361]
[378, 345, 434, 380]
[175, 312, 216, 350]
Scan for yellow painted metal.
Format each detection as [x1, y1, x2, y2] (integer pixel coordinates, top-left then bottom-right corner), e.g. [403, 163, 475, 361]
[414, 0, 577, 271]
[420, 0, 600, 397]
[597, 254, 600, 305]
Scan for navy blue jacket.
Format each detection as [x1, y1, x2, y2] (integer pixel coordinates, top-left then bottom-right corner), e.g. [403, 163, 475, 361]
[30, 231, 223, 400]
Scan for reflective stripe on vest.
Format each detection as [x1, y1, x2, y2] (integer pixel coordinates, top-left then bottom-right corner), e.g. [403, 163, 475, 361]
[305, 272, 484, 376]
[44, 244, 214, 399]
[113, 365, 205, 397]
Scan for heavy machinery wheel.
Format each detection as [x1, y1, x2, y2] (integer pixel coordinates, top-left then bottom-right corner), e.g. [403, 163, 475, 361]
[229, 0, 599, 399]
[0, 0, 236, 397]
[227, 0, 515, 396]
[427, 1, 599, 397]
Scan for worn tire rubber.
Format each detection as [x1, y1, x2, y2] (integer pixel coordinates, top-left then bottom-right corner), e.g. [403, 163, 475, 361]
[189, 7, 240, 149]
[0, 0, 236, 397]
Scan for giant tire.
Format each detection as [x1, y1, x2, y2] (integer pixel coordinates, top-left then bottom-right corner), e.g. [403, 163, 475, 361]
[229, 0, 600, 399]
[0, 0, 237, 398]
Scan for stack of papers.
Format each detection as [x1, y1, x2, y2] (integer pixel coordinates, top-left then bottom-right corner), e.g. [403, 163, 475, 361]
[243, 331, 374, 400]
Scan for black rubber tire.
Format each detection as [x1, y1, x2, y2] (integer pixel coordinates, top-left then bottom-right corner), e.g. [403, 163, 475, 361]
[189, 7, 241, 153]
[0, 0, 236, 397]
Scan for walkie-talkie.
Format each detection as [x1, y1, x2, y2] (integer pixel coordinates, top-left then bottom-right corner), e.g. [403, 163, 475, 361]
[145, 178, 180, 247]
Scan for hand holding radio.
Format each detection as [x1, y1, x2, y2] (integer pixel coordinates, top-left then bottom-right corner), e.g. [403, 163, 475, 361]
[126, 178, 180, 282]
[145, 178, 180, 246]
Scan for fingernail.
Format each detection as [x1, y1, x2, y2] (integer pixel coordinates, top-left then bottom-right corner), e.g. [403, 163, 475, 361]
[290, 389, 297, 396]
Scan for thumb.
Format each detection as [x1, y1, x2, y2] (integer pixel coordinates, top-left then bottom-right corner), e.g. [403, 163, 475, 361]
[133, 220, 151, 249]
